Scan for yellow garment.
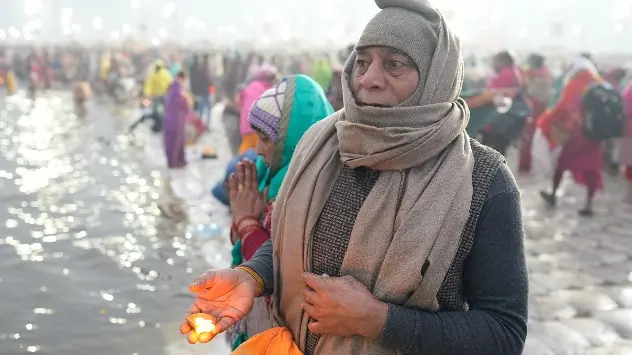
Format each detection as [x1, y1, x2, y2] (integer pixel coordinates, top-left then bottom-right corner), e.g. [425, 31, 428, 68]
[5, 71, 16, 94]
[231, 327, 302, 355]
[99, 57, 110, 80]
[239, 132, 258, 154]
[144, 64, 173, 98]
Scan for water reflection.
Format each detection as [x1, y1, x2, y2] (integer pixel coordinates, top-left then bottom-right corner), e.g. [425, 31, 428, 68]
[0, 92, 211, 354]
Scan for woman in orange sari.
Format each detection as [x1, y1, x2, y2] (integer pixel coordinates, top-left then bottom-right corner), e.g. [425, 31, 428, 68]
[538, 56, 603, 216]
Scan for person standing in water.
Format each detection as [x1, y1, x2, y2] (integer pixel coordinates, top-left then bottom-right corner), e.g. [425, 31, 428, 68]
[163, 71, 192, 169]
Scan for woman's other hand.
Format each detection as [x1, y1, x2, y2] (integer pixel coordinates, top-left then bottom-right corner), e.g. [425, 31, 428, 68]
[301, 273, 388, 341]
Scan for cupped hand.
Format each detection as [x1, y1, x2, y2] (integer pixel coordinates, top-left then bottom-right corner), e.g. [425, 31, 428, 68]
[181, 268, 258, 344]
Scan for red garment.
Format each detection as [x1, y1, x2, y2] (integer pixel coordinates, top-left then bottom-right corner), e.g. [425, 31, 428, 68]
[556, 136, 603, 190]
[536, 69, 604, 189]
[537, 70, 598, 147]
[625, 166, 632, 182]
[240, 202, 273, 261]
[488, 64, 524, 89]
[518, 118, 536, 172]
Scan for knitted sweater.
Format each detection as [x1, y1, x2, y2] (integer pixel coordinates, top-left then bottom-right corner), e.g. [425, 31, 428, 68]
[305, 166, 380, 354]
[243, 144, 528, 354]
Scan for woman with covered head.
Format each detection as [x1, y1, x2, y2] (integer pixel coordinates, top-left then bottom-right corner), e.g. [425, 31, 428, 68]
[223, 74, 334, 349]
[181, 0, 528, 354]
[537, 55, 605, 216]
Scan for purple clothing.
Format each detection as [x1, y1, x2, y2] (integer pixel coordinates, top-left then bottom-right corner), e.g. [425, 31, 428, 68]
[163, 80, 191, 168]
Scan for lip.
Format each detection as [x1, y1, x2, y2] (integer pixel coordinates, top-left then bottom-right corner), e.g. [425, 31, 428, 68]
[355, 98, 392, 108]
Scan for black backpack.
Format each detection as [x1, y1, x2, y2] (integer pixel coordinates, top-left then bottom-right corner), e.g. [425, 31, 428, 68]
[581, 83, 625, 141]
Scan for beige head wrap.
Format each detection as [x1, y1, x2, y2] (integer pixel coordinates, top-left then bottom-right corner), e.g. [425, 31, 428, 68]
[270, 1, 474, 354]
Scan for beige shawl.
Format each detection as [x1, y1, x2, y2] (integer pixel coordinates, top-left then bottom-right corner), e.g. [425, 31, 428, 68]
[270, 0, 473, 353]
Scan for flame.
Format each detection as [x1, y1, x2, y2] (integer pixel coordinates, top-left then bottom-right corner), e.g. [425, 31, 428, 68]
[192, 315, 215, 333]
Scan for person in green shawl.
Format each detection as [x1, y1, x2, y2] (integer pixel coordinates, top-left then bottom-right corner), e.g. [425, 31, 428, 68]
[223, 74, 334, 349]
[310, 56, 333, 92]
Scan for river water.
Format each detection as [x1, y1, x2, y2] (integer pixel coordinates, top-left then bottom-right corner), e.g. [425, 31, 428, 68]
[0, 92, 231, 355]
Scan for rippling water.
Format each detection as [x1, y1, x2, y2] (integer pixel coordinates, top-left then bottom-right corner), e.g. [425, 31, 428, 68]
[0, 92, 218, 354]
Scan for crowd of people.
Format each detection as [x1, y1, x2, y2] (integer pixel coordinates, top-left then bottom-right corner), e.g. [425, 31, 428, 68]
[463, 51, 632, 215]
[185, 1, 631, 354]
[1, 0, 631, 353]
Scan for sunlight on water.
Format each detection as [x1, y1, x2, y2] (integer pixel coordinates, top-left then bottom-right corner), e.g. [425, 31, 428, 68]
[0, 92, 223, 354]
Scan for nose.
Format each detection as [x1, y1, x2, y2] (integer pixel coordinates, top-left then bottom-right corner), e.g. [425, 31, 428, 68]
[360, 61, 386, 90]
[255, 139, 266, 156]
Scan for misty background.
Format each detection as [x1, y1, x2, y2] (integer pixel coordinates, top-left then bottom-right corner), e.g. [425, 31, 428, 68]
[0, 0, 631, 52]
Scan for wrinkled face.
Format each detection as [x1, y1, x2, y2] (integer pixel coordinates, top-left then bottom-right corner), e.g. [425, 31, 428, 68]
[352, 46, 419, 107]
[255, 130, 275, 165]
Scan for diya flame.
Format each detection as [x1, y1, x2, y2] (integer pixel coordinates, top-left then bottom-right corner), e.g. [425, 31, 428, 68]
[188, 313, 216, 334]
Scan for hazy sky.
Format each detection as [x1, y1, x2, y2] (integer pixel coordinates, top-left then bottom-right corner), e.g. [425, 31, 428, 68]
[1, 0, 631, 52]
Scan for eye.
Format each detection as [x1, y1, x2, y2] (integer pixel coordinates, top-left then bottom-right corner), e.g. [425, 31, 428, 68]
[384, 59, 409, 76]
[354, 58, 369, 75]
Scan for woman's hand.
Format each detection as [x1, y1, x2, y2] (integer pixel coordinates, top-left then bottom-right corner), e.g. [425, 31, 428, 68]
[229, 160, 267, 223]
[180, 268, 259, 344]
[301, 273, 388, 341]
[465, 91, 495, 109]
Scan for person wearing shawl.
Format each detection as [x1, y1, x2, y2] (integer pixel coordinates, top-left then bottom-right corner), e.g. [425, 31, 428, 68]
[222, 74, 334, 349]
[238, 64, 278, 154]
[480, 51, 529, 156]
[537, 55, 604, 216]
[163, 71, 192, 169]
[181, 1, 527, 354]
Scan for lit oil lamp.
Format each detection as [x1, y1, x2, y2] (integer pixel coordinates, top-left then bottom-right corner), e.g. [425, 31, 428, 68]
[187, 313, 216, 334]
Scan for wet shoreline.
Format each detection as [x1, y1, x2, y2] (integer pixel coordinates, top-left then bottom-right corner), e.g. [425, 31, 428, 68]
[0, 91, 231, 354]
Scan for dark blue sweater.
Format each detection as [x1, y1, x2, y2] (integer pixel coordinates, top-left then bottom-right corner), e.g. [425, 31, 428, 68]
[243, 163, 528, 354]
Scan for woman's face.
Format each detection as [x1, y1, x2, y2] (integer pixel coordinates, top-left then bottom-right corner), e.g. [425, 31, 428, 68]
[255, 130, 275, 165]
[492, 56, 507, 74]
[351, 46, 419, 107]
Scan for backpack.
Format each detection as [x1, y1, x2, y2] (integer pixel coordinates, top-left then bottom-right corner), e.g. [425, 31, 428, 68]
[581, 83, 625, 141]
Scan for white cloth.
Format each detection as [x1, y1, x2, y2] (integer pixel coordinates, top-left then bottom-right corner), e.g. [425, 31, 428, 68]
[531, 128, 561, 176]
[563, 56, 599, 86]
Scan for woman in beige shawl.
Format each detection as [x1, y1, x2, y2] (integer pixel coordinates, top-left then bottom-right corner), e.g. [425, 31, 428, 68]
[181, 0, 528, 354]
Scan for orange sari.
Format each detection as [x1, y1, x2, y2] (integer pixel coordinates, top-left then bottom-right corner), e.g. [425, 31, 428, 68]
[537, 70, 600, 147]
